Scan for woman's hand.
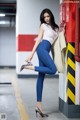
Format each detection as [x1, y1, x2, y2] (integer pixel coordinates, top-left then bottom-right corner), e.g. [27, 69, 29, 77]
[25, 53, 33, 63]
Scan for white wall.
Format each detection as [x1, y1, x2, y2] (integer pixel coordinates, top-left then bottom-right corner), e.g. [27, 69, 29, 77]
[75, 62, 80, 104]
[0, 27, 16, 66]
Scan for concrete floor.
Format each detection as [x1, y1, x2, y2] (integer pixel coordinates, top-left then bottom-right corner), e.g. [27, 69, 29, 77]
[0, 68, 80, 120]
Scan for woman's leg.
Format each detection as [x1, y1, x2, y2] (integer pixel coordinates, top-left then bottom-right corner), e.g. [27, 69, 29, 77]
[36, 59, 45, 111]
[35, 50, 57, 74]
[25, 50, 57, 74]
[36, 73, 45, 101]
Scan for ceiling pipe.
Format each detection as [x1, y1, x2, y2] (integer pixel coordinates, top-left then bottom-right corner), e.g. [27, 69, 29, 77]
[0, 3, 16, 6]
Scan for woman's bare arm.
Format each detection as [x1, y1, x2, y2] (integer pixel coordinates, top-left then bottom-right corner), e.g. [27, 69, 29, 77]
[26, 24, 44, 62]
[31, 24, 44, 56]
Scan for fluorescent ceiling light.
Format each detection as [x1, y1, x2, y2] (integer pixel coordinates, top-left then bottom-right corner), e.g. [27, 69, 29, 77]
[0, 21, 9, 24]
[0, 14, 5, 17]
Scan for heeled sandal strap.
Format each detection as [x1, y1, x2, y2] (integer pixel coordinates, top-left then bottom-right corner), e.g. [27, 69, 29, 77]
[35, 107, 48, 117]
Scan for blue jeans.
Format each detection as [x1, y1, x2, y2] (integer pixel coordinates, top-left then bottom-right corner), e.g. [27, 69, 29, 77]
[35, 40, 57, 101]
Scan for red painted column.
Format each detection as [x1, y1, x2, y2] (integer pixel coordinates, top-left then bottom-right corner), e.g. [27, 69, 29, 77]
[66, 3, 76, 43]
[59, 0, 80, 118]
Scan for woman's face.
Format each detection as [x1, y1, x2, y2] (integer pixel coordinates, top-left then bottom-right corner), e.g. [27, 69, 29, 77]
[44, 12, 50, 24]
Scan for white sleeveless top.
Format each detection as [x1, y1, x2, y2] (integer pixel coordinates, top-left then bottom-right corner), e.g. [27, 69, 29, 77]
[42, 23, 58, 45]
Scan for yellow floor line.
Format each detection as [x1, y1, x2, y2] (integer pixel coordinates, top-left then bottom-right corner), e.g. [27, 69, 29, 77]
[12, 78, 29, 120]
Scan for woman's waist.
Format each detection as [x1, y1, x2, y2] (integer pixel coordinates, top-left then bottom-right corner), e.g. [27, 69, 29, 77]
[41, 39, 51, 44]
[42, 38, 54, 45]
[40, 39, 51, 50]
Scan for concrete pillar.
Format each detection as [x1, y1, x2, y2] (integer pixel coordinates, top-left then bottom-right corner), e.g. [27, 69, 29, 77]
[59, 0, 80, 118]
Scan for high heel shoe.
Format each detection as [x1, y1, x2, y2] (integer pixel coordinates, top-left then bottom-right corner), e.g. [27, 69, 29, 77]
[20, 62, 33, 72]
[35, 107, 48, 117]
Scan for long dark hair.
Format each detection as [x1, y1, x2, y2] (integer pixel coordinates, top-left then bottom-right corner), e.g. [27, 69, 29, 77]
[40, 8, 59, 31]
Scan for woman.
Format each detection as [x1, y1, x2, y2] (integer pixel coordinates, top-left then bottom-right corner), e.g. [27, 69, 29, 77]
[20, 8, 59, 117]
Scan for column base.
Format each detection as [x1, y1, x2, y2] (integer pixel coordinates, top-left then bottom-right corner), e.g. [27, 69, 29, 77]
[17, 74, 59, 78]
[59, 97, 80, 118]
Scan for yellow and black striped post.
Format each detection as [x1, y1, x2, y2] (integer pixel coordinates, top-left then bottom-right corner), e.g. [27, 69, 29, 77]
[66, 43, 75, 104]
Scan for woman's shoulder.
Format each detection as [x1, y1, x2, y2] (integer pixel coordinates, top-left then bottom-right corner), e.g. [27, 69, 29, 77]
[41, 23, 46, 27]
[40, 23, 46, 30]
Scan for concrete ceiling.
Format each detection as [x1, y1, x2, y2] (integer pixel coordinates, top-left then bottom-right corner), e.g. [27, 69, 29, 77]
[0, 0, 16, 3]
[0, 0, 16, 27]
